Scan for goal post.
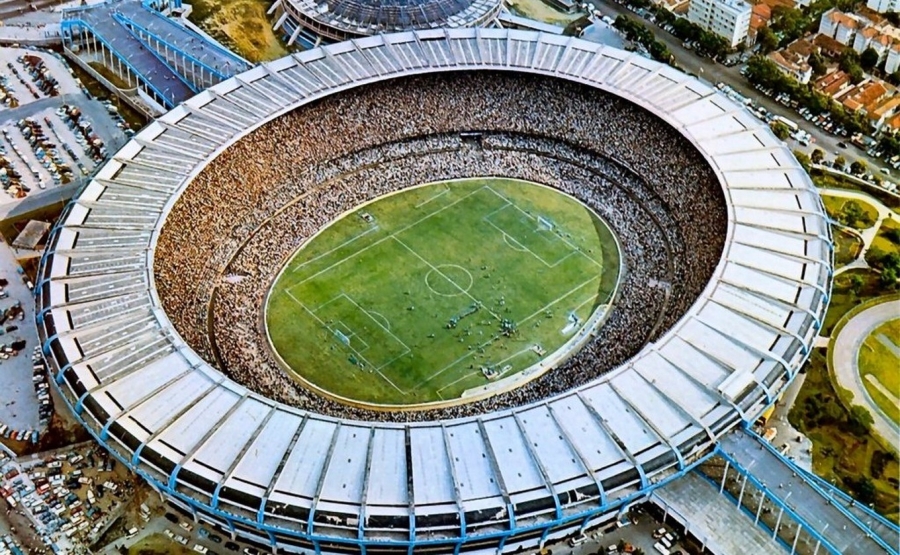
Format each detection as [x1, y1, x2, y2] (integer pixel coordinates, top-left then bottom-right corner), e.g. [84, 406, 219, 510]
[537, 216, 554, 231]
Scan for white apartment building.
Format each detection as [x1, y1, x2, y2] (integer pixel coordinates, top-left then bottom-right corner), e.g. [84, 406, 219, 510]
[818, 8, 867, 45]
[867, 0, 899, 14]
[687, 0, 752, 48]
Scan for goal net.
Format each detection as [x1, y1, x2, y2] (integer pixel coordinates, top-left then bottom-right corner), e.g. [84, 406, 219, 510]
[334, 329, 351, 346]
[537, 216, 554, 231]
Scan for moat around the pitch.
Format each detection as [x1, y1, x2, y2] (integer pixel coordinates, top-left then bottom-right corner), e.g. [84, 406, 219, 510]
[265, 178, 621, 408]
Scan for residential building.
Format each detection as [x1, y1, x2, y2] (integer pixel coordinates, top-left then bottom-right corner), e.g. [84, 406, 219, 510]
[867, 0, 899, 14]
[818, 8, 867, 45]
[853, 26, 894, 59]
[687, 0, 752, 47]
[814, 70, 853, 97]
[768, 50, 813, 84]
[887, 42, 900, 72]
[836, 78, 891, 113]
[868, 96, 900, 131]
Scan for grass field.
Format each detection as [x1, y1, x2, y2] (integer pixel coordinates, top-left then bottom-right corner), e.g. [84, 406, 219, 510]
[266, 178, 620, 406]
[859, 319, 900, 426]
[790, 350, 900, 523]
[129, 534, 193, 555]
[188, 0, 290, 63]
[822, 194, 879, 230]
[833, 227, 863, 267]
[871, 218, 900, 258]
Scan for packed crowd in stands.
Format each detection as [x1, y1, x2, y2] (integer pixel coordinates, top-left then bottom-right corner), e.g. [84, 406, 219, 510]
[154, 71, 727, 422]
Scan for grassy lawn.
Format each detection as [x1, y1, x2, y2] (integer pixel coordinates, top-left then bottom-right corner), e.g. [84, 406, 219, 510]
[823, 269, 886, 336]
[859, 319, 900, 426]
[812, 170, 900, 213]
[505, 0, 581, 25]
[833, 226, 863, 267]
[871, 218, 900, 258]
[188, 0, 290, 62]
[266, 178, 620, 405]
[822, 194, 880, 230]
[129, 534, 193, 555]
[789, 351, 900, 523]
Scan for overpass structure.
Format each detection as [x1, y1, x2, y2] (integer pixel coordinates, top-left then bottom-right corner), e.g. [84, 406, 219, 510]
[59, 0, 250, 114]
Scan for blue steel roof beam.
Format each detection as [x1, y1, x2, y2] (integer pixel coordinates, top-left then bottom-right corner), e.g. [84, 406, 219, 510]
[692, 317, 793, 384]
[161, 118, 229, 145]
[258, 414, 308, 524]
[205, 89, 263, 125]
[306, 422, 343, 536]
[155, 120, 219, 149]
[708, 298, 810, 354]
[133, 137, 209, 162]
[575, 391, 648, 490]
[112, 154, 190, 176]
[653, 349, 748, 422]
[112, 15, 202, 95]
[475, 419, 515, 529]
[545, 404, 606, 507]
[97, 366, 200, 441]
[259, 64, 306, 99]
[606, 382, 685, 471]
[509, 411, 561, 520]
[357, 427, 376, 540]
[168, 393, 252, 491]
[130, 375, 227, 467]
[71, 19, 178, 108]
[678, 333, 775, 405]
[438, 423, 468, 536]
[211, 405, 278, 509]
[181, 104, 244, 134]
[630, 370, 715, 442]
[718, 279, 823, 330]
[113, 13, 229, 84]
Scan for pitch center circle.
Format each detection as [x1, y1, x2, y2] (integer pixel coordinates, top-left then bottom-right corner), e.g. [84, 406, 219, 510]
[425, 265, 473, 297]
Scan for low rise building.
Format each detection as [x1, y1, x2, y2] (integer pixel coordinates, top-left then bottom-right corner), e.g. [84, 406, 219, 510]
[687, 0, 752, 47]
[867, 0, 899, 14]
[768, 50, 813, 84]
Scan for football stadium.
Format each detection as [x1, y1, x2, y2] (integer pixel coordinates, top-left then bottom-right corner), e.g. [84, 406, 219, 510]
[36, 30, 831, 554]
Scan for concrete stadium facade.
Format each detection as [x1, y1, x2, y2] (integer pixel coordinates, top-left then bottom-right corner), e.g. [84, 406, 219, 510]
[35, 30, 832, 555]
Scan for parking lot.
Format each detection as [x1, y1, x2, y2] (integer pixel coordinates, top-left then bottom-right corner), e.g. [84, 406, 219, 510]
[1, 441, 136, 553]
[0, 47, 81, 111]
[0, 46, 129, 205]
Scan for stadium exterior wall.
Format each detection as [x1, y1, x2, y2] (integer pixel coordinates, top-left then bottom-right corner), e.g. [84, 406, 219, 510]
[35, 30, 832, 555]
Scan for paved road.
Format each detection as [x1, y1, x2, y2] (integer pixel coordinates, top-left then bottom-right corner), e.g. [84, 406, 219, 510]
[830, 299, 900, 446]
[593, 0, 900, 184]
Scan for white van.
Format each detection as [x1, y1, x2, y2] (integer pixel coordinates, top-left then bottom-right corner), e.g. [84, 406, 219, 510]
[568, 534, 588, 547]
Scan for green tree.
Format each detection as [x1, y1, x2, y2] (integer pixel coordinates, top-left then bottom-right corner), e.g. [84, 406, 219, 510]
[849, 405, 874, 435]
[809, 52, 827, 77]
[757, 26, 780, 54]
[771, 6, 809, 45]
[849, 273, 864, 295]
[811, 148, 825, 163]
[772, 121, 791, 140]
[841, 200, 866, 226]
[840, 50, 865, 83]
[794, 150, 811, 171]
[881, 265, 899, 287]
[850, 159, 867, 175]
[854, 476, 877, 504]
[885, 227, 900, 244]
[861, 47, 880, 71]
[834, 155, 847, 170]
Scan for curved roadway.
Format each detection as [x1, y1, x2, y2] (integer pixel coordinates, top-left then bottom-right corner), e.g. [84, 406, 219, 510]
[831, 299, 900, 446]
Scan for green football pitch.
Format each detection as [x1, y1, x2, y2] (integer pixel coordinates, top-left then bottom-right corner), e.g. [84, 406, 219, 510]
[265, 178, 621, 407]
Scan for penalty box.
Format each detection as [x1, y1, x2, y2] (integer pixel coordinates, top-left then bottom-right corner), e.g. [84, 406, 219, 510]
[484, 202, 580, 267]
[314, 294, 410, 370]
